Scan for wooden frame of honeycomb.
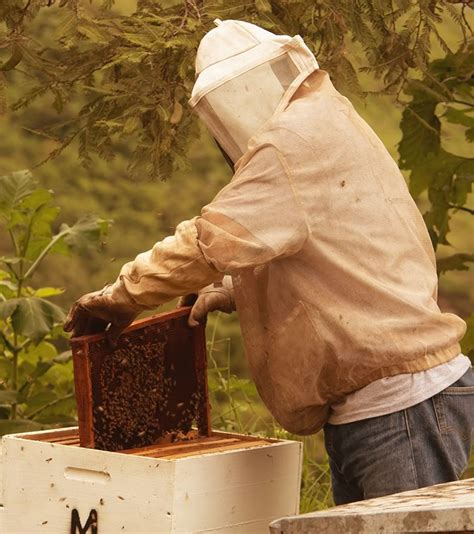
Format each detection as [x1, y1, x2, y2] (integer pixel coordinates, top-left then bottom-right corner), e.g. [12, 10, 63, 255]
[71, 307, 211, 452]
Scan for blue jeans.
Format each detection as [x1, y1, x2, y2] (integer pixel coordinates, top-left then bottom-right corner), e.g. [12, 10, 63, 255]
[324, 368, 474, 505]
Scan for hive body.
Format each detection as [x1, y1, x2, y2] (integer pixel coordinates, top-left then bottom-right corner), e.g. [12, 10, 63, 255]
[1, 427, 302, 533]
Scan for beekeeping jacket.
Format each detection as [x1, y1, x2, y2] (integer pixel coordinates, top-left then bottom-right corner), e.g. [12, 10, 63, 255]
[108, 20, 466, 434]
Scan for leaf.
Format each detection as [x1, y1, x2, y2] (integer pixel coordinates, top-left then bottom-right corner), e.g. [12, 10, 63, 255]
[77, 23, 111, 44]
[49, 324, 70, 340]
[0, 270, 10, 280]
[0, 300, 19, 321]
[24, 390, 57, 411]
[0, 279, 17, 299]
[53, 351, 72, 364]
[1, 181, 59, 262]
[20, 341, 57, 366]
[406, 79, 449, 104]
[44, 362, 74, 388]
[399, 99, 440, 171]
[123, 116, 141, 134]
[453, 175, 473, 206]
[30, 360, 55, 380]
[0, 43, 23, 71]
[156, 105, 169, 122]
[255, 0, 272, 13]
[0, 419, 45, 436]
[169, 101, 183, 124]
[17, 358, 56, 404]
[34, 287, 65, 298]
[443, 108, 474, 129]
[17, 186, 54, 213]
[0, 170, 36, 217]
[437, 253, 474, 275]
[0, 257, 21, 266]
[10, 298, 65, 342]
[23, 207, 61, 262]
[0, 390, 18, 404]
[58, 216, 111, 250]
[121, 31, 155, 48]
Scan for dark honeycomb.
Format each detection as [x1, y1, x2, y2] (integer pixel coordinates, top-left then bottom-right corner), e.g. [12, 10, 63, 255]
[71, 308, 210, 452]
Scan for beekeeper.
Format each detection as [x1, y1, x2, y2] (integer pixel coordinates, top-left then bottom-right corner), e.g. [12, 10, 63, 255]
[65, 19, 473, 504]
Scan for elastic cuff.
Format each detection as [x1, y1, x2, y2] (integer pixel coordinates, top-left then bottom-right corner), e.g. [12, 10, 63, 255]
[222, 275, 236, 311]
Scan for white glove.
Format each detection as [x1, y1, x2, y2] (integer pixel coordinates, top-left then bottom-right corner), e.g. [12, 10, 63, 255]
[178, 276, 235, 327]
[64, 281, 143, 340]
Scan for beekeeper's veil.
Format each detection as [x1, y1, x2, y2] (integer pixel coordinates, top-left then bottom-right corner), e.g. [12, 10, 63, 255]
[190, 19, 319, 163]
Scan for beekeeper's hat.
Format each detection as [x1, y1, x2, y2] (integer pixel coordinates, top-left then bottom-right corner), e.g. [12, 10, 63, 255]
[190, 19, 319, 163]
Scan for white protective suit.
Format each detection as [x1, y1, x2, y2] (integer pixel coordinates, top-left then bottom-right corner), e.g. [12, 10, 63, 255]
[105, 20, 465, 434]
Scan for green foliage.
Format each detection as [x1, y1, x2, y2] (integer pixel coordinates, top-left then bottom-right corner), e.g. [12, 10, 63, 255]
[206, 313, 267, 434]
[0, 170, 110, 432]
[0, 0, 471, 180]
[399, 42, 474, 250]
[437, 253, 474, 275]
[397, 37, 473, 350]
[299, 446, 333, 513]
[1, 296, 64, 341]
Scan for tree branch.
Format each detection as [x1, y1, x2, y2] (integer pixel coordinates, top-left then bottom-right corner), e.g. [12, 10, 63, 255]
[27, 392, 75, 419]
[447, 203, 474, 215]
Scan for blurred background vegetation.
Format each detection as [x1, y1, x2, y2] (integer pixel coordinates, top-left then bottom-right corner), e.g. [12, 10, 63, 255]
[0, 0, 472, 511]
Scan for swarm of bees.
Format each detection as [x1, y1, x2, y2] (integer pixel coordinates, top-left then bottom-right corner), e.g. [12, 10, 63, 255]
[79, 313, 209, 452]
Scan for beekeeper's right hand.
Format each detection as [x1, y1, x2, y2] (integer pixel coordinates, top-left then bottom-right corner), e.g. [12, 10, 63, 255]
[178, 275, 235, 327]
[64, 282, 143, 340]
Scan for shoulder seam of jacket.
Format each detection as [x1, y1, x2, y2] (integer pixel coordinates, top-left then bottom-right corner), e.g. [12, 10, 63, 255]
[265, 125, 313, 150]
[275, 149, 311, 247]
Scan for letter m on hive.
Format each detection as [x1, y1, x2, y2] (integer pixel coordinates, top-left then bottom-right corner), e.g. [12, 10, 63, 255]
[70, 508, 98, 534]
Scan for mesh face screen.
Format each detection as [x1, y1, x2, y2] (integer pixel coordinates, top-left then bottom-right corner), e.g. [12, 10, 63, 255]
[71, 308, 210, 452]
[195, 54, 300, 162]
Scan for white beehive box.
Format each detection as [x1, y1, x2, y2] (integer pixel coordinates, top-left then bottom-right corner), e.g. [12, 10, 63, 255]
[1, 427, 302, 533]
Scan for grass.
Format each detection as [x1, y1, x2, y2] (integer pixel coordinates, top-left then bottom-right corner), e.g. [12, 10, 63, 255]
[207, 313, 474, 514]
